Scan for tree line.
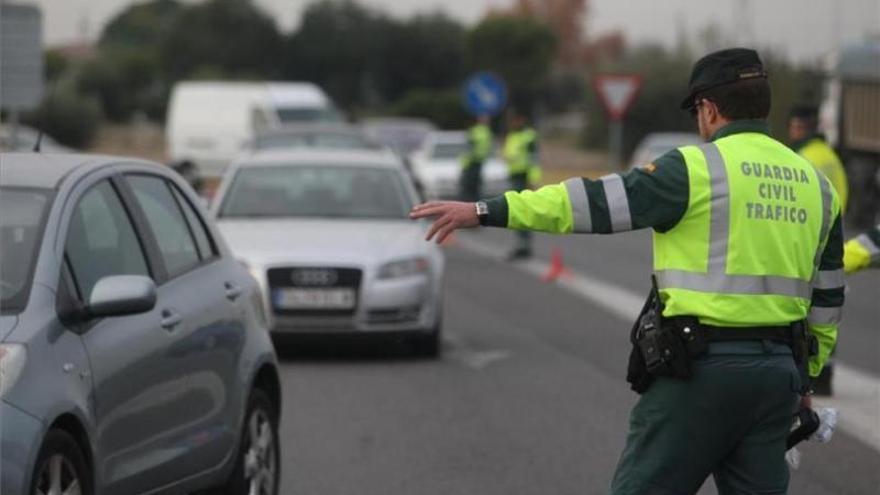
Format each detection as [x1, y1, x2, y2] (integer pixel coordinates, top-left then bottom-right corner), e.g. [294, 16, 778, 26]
[33, 0, 819, 160]
[35, 0, 557, 147]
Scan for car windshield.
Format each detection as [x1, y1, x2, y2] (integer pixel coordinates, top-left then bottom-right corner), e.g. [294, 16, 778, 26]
[254, 132, 376, 151]
[220, 165, 412, 220]
[369, 127, 431, 154]
[431, 142, 468, 160]
[276, 107, 343, 124]
[0, 188, 52, 312]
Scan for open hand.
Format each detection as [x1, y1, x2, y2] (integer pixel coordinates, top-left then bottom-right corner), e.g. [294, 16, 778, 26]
[409, 201, 479, 243]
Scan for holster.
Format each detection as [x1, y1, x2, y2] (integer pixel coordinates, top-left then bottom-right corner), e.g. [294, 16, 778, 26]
[626, 278, 710, 394]
[790, 320, 819, 395]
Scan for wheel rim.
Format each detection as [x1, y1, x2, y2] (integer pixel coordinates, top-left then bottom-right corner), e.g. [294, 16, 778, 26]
[33, 453, 82, 495]
[243, 408, 277, 495]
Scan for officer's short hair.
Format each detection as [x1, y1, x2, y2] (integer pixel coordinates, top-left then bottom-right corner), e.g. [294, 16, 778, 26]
[700, 78, 771, 120]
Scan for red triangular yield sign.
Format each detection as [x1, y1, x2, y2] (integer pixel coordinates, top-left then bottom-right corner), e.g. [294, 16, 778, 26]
[592, 74, 643, 121]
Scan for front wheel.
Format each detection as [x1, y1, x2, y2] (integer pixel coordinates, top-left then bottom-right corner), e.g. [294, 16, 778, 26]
[221, 389, 280, 495]
[411, 319, 442, 358]
[30, 429, 92, 495]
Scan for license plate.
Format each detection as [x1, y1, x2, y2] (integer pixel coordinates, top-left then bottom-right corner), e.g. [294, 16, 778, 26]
[273, 288, 356, 309]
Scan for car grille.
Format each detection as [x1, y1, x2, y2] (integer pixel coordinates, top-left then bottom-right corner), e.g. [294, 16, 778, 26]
[267, 267, 361, 317]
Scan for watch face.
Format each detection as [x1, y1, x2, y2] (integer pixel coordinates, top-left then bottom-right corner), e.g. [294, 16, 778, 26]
[476, 202, 488, 216]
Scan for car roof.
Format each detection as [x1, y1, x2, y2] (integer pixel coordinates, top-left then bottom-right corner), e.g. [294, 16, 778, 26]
[236, 149, 402, 169]
[426, 130, 466, 143]
[0, 152, 155, 189]
[361, 117, 436, 130]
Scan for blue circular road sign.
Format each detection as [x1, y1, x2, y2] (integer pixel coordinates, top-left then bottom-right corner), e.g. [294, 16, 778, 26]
[462, 72, 507, 117]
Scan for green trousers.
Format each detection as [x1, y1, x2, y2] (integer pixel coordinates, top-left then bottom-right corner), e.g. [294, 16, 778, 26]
[611, 341, 801, 495]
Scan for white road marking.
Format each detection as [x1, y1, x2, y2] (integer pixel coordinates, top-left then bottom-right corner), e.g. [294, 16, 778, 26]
[456, 232, 880, 452]
[443, 332, 512, 371]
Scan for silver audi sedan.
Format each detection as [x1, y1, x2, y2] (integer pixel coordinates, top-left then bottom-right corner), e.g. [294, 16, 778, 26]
[211, 149, 445, 356]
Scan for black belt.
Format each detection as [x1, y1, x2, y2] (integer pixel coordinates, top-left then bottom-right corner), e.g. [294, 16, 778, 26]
[701, 324, 795, 344]
[667, 316, 796, 344]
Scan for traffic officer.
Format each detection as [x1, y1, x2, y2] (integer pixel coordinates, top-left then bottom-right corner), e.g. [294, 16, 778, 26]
[789, 105, 849, 212]
[459, 115, 493, 202]
[502, 110, 542, 259]
[410, 48, 844, 495]
[789, 104, 849, 395]
[844, 223, 880, 273]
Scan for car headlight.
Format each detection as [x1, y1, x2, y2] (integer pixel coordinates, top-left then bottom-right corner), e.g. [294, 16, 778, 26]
[0, 344, 27, 398]
[238, 258, 264, 285]
[377, 257, 430, 279]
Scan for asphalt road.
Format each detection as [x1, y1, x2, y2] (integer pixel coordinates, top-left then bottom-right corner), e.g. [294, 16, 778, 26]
[273, 230, 880, 495]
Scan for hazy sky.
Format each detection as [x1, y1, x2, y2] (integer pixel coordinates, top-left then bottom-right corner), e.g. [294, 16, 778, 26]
[28, 0, 880, 62]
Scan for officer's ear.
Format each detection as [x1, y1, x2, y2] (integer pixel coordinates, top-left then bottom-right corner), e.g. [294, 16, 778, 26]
[702, 99, 723, 125]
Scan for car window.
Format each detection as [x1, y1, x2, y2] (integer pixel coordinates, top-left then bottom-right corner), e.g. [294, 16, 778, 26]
[128, 175, 201, 278]
[66, 181, 149, 299]
[1, 188, 52, 311]
[431, 142, 468, 160]
[219, 165, 412, 220]
[169, 183, 215, 260]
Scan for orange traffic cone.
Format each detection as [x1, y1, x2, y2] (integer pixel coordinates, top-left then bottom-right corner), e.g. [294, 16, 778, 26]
[541, 247, 571, 282]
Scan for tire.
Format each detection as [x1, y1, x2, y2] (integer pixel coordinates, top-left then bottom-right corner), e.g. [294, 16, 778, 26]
[412, 321, 442, 358]
[30, 429, 92, 495]
[220, 389, 280, 495]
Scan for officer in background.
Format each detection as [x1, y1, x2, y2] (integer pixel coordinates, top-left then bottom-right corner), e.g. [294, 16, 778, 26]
[844, 223, 880, 273]
[789, 105, 849, 212]
[502, 110, 542, 259]
[459, 115, 493, 202]
[789, 104, 849, 395]
[411, 48, 844, 495]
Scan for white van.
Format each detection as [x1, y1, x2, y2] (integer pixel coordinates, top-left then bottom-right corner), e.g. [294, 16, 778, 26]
[166, 81, 341, 178]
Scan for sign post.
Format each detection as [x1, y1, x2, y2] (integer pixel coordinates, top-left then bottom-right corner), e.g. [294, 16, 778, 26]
[592, 74, 643, 169]
[1, 4, 44, 147]
[462, 72, 508, 117]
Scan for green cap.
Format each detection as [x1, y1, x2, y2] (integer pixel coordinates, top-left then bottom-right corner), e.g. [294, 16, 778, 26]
[680, 48, 767, 110]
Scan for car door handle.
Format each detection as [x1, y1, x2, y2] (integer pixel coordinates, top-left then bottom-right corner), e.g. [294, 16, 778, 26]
[224, 282, 243, 301]
[160, 310, 182, 330]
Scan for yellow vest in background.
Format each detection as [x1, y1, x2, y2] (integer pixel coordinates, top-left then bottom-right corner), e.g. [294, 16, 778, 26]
[798, 137, 848, 213]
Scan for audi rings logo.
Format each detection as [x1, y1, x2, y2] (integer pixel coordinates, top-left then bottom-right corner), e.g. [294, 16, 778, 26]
[291, 268, 338, 286]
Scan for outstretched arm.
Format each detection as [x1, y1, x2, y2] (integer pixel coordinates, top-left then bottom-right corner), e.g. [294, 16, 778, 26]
[410, 149, 690, 243]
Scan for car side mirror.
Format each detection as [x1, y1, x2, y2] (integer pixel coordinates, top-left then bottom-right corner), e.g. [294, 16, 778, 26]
[87, 275, 156, 318]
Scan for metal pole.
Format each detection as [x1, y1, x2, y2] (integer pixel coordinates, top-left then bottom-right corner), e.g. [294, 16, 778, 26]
[609, 119, 623, 169]
[9, 109, 20, 150]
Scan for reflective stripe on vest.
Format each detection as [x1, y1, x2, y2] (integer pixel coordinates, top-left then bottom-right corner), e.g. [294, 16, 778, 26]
[811, 268, 845, 290]
[564, 177, 592, 233]
[601, 174, 632, 232]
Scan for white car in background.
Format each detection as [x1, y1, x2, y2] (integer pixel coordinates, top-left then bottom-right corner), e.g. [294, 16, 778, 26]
[166, 81, 343, 178]
[410, 131, 509, 200]
[211, 149, 445, 356]
[627, 132, 702, 170]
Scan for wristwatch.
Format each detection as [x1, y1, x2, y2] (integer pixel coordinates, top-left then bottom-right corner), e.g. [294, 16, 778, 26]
[475, 201, 489, 226]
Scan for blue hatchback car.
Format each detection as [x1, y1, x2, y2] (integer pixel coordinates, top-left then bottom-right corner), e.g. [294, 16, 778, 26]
[0, 153, 281, 495]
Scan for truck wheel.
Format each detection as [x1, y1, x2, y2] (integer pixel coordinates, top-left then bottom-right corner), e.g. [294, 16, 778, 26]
[30, 429, 92, 495]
